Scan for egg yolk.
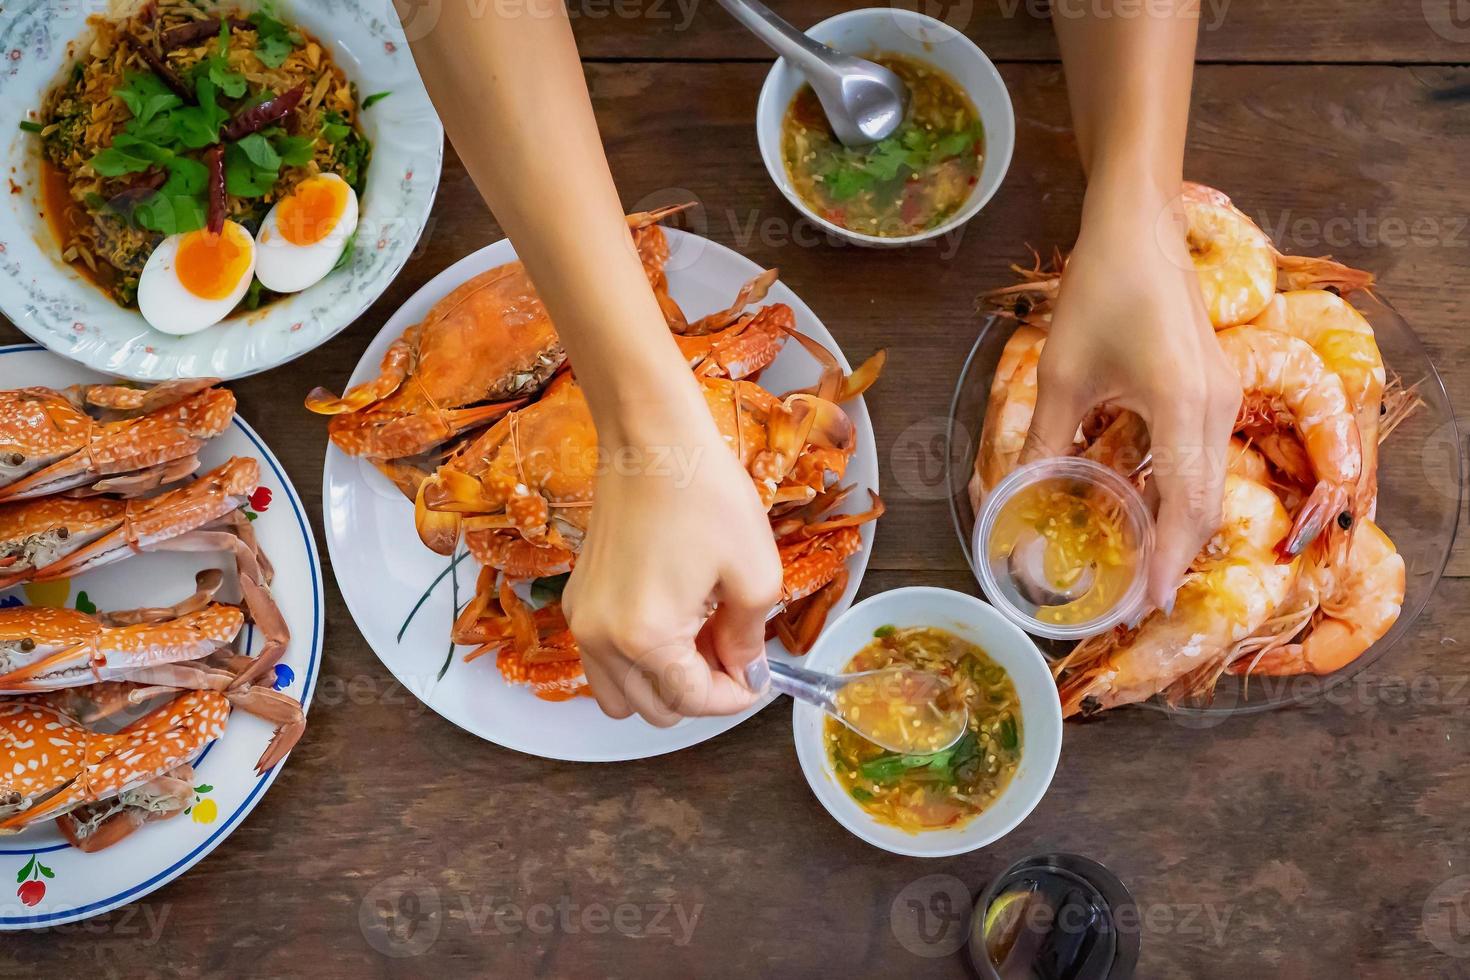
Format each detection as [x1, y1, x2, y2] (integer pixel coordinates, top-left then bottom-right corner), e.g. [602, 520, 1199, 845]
[175, 224, 254, 300]
[275, 176, 349, 246]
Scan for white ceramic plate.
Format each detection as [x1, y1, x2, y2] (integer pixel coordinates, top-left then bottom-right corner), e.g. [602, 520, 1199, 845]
[323, 228, 880, 762]
[794, 587, 1061, 857]
[0, 345, 323, 929]
[0, 0, 442, 380]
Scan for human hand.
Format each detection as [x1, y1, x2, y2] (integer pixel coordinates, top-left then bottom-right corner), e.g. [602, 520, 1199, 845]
[562, 409, 782, 725]
[1022, 182, 1242, 610]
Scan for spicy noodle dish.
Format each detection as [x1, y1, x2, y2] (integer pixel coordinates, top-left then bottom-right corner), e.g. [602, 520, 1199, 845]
[23, 1, 373, 335]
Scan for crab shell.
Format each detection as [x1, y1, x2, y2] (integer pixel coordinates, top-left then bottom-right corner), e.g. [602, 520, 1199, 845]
[0, 604, 245, 692]
[0, 689, 229, 833]
[308, 209, 689, 462]
[0, 388, 94, 489]
[0, 387, 236, 502]
[416, 375, 854, 563]
[0, 456, 258, 588]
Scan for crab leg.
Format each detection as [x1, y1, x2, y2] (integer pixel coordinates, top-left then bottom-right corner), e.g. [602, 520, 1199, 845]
[0, 605, 244, 691]
[23, 457, 257, 583]
[304, 327, 419, 415]
[0, 690, 230, 833]
[0, 388, 235, 501]
[77, 378, 220, 414]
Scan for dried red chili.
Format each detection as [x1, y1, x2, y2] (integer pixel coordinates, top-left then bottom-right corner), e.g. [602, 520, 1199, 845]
[160, 17, 256, 51]
[122, 33, 193, 103]
[205, 145, 226, 234]
[221, 84, 306, 142]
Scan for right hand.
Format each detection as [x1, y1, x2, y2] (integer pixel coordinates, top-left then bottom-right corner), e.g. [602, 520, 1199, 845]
[562, 409, 783, 726]
[1022, 182, 1242, 611]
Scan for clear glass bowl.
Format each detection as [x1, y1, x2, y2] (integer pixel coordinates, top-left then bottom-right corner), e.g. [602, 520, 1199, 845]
[945, 293, 1463, 715]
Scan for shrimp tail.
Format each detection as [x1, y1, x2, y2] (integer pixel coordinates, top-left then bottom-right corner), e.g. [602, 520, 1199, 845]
[1276, 481, 1351, 560]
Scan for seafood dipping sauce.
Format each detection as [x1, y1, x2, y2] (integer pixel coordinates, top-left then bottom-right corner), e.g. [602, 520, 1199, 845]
[976, 457, 1152, 641]
[780, 53, 984, 238]
[825, 625, 1022, 833]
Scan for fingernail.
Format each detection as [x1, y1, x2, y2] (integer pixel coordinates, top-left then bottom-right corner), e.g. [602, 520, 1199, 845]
[1162, 593, 1176, 617]
[744, 655, 771, 694]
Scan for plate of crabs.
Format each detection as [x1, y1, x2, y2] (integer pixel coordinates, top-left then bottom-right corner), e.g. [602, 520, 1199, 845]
[948, 182, 1462, 719]
[0, 347, 321, 929]
[317, 206, 885, 762]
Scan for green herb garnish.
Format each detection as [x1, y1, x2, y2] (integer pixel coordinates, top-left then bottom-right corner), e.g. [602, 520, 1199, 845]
[361, 91, 391, 109]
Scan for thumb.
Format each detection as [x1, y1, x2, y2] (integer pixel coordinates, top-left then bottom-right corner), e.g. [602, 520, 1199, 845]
[1019, 362, 1089, 465]
[706, 578, 778, 693]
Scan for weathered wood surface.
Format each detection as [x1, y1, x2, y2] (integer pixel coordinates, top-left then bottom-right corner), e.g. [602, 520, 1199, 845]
[561, 0, 1470, 65]
[3, 53, 1469, 980]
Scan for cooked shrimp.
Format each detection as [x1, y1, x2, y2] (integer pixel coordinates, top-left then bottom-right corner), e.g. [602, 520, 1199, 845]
[982, 186, 1374, 329]
[1250, 289, 1385, 514]
[970, 326, 1045, 511]
[1229, 519, 1403, 676]
[1183, 183, 1375, 324]
[1055, 475, 1298, 716]
[1181, 183, 1278, 328]
[1216, 326, 1362, 557]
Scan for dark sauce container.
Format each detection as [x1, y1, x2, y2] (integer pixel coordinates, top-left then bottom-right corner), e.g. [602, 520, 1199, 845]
[969, 853, 1139, 980]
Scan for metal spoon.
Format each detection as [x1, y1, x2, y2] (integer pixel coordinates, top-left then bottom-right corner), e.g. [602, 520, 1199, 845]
[715, 0, 909, 147]
[1006, 532, 1096, 608]
[767, 660, 967, 755]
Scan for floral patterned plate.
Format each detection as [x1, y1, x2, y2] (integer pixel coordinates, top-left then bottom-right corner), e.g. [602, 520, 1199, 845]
[321, 229, 881, 762]
[0, 0, 442, 380]
[0, 345, 323, 929]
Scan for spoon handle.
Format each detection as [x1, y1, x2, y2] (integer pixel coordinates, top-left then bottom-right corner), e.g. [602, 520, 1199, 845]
[767, 659, 838, 710]
[714, 0, 840, 78]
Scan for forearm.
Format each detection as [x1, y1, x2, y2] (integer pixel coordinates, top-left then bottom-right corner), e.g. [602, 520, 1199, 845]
[395, 0, 703, 435]
[1053, 0, 1199, 198]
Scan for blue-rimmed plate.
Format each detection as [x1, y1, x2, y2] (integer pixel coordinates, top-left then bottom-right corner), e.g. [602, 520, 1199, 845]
[0, 0, 442, 380]
[0, 345, 323, 929]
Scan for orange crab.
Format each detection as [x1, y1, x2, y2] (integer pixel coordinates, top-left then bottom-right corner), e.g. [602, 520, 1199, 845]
[0, 381, 234, 501]
[304, 207, 699, 479]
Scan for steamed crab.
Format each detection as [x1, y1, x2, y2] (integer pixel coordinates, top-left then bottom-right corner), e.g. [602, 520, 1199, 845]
[304, 206, 792, 497]
[415, 314, 885, 700]
[0, 380, 234, 501]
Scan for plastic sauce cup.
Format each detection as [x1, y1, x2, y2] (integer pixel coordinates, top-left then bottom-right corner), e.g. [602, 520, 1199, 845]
[973, 458, 1153, 641]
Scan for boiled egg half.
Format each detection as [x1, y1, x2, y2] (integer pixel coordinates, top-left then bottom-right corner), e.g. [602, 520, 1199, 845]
[254, 172, 359, 293]
[137, 220, 257, 335]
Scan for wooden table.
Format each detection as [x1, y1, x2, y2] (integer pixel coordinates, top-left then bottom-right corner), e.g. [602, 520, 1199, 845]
[6, 3, 1469, 976]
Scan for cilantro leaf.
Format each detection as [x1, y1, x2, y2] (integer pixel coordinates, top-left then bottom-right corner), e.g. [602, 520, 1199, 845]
[822, 165, 872, 201]
[250, 12, 301, 69]
[90, 146, 154, 177]
[132, 188, 206, 235]
[864, 138, 912, 181]
[205, 56, 248, 100]
[321, 110, 351, 145]
[235, 132, 282, 171]
[929, 125, 979, 163]
[273, 134, 316, 168]
[224, 141, 278, 197]
[168, 76, 230, 149]
[115, 72, 182, 127]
